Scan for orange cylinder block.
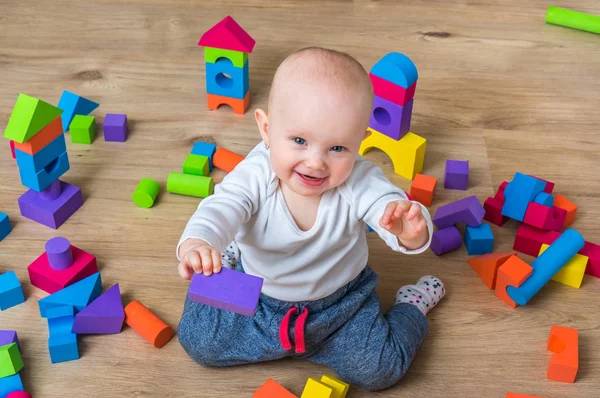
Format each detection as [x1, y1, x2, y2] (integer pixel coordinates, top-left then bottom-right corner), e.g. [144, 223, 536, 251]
[213, 147, 244, 173]
[124, 300, 173, 348]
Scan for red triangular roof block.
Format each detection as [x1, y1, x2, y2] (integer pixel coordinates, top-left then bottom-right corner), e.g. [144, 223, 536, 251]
[198, 16, 255, 53]
[468, 252, 516, 290]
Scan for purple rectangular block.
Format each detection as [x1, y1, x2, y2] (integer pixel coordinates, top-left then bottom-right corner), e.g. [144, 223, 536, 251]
[431, 226, 462, 255]
[444, 160, 469, 190]
[369, 96, 413, 140]
[433, 195, 485, 230]
[103, 114, 128, 142]
[0, 330, 19, 349]
[188, 267, 263, 317]
[18, 180, 83, 229]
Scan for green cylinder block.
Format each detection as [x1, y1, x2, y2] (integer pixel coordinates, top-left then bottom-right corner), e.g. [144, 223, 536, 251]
[132, 178, 160, 208]
[167, 172, 214, 198]
[546, 6, 600, 35]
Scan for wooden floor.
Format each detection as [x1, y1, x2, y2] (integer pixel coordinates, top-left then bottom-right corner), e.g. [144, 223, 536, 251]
[1, 0, 599, 396]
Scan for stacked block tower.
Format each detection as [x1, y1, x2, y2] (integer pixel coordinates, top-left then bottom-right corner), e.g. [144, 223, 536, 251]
[3, 94, 83, 229]
[198, 16, 255, 115]
[359, 52, 426, 181]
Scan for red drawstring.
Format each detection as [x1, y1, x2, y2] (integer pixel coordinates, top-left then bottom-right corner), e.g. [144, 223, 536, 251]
[279, 307, 297, 351]
[279, 306, 309, 354]
[294, 307, 309, 354]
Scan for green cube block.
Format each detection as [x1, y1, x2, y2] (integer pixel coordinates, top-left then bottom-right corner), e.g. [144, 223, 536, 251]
[69, 115, 96, 144]
[0, 343, 24, 378]
[183, 154, 209, 176]
[204, 47, 248, 68]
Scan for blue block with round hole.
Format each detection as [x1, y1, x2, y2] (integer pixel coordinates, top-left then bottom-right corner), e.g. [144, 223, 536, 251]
[15, 133, 70, 191]
[369, 95, 413, 140]
[534, 192, 554, 206]
[205, 58, 249, 99]
[370, 52, 418, 89]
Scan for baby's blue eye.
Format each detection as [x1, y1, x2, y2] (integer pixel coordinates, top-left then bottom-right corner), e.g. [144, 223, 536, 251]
[294, 137, 306, 145]
[331, 146, 345, 152]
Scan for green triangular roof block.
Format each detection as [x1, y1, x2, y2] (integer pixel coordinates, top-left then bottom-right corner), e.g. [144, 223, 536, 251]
[39, 272, 102, 317]
[3, 93, 64, 143]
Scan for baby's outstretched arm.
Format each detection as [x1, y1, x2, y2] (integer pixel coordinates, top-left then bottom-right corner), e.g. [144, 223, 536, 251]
[177, 239, 222, 279]
[379, 200, 429, 250]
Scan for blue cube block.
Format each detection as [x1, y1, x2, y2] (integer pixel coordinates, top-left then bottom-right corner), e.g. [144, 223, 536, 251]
[464, 223, 494, 255]
[205, 58, 249, 99]
[501, 172, 547, 221]
[15, 133, 70, 191]
[0, 373, 24, 397]
[49, 333, 79, 363]
[15, 132, 66, 171]
[0, 271, 25, 311]
[191, 141, 217, 171]
[47, 306, 76, 337]
[0, 212, 11, 241]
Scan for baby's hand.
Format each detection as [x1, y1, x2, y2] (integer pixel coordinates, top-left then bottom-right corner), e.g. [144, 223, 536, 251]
[177, 239, 222, 280]
[379, 200, 428, 250]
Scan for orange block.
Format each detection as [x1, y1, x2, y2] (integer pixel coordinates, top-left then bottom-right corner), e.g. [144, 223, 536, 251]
[494, 255, 533, 308]
[506, 393, 545, 398]
[467, 252, 515, 289]
[410, 174, 437, 206]
[553, 194, 577, 227]
[547, 325, 578, 383]
[207, 91, 250, 115]
[124, 300, 173, 348]
[13, 116, 63, 155]
[213, 147, 244, 173]
[253, 378, 297, 398]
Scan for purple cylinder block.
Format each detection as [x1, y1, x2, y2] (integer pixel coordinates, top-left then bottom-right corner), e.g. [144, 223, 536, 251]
[45, 236, 73, 270]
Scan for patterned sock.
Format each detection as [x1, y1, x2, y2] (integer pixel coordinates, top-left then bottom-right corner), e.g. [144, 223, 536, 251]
[395, 275, 445, 315]
[221, 241, 240, 269]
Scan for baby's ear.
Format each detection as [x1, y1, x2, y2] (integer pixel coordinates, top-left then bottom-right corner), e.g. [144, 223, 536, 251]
[254, 108, 270, 144]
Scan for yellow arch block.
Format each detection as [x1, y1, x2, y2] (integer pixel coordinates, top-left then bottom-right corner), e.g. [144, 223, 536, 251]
[320, 375, 349, 398]
[359, 128, 426, 181]
[301, 377, 333, 398]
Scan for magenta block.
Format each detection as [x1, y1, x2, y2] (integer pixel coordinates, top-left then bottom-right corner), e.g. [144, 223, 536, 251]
[369, 96, 413, 140]
[444, 160, 469, 190]
[523, 202, 566, 232]
[0, 330, 19, 349]
[433, 195, 485, 230]
[188, 267, 263, 317]
[581, 241, 600, 278]
[46, 237, 73, 270]
[431, 226, 462, 255]
[72, 284, 124, 334]
[103, 114, 128, 142]
[18, 180, 83, 229]
[10, 140, 16, 159]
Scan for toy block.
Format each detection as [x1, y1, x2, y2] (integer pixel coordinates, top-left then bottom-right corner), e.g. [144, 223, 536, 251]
[198, 15, 256, 53]
[3, 93, 64, 143]
[191, 142, 217, 171]
[57, 90, 99, 132]
[10, 140, 16, 159]
[410, 174, 436, 207]
[213, 147, 244, 173]
[538, 244, 588, 288]
[15, 132, 69, 190]
[47, 306, 76, 337]
[370, 52, 418, 89]
[13, 116, 62, 155]
[0, 271, 25, 311]
[513, 224, 560, 257]
[188, 267, 263, 316]
[369, 96, 413, 140]
[359, 129, 426, 181]
[72, 284, 124, 334]
[124, 300, 173, 348]
[320, 375, 349, 398]
[468, 252, 515, 289]
[182, 154, 209, 176]
[18, 179, 83, 229]
[533, 192, 554, 206]
[253, 378, 297, 398]
[444, 159, 469, 190]
[529, 175, 555, 193]
[0, 212, 11, 241]
[301, 377, 333, 398]
[494, 181, 508, 201]
[369, 73, 416, 106]
[48, 332, 79, 363]
[206, 58, 249, 99]
[204, 46, 248, 68]
[553, 194, 577, 227]
[547, 325, 578, 383]
[16, 151, 70, 193]
[580, 241, 600, 278]
[207, 91, 250, 115]
[69, 115, 96, 144]
[7, 391, 32, 398]
[0, 343, 24, 379]
[430, 226, 462, 255]
[523, 203, 566, 231]
[483, 197, 508, 226]
[28, 238, 97, 294]
[103, 113, 128, 142]
[506, 394, 545, 398]
[0, 331, 19, 350]
[508, 229, 584, 306]
[0, 374, 24, 397]
[38, 272, 102, 317]
[167, 172, 214, 198]
[495, 255, 533, 308]
[132, 178, 160, 208]
[502, 172, 546, 221]
[432, 195, 485, 229]
[464, 223, 494, 255]
[404, 190, 414, 201]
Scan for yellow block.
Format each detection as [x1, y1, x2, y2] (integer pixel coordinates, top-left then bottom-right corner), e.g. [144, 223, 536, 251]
[540, 244, 588, 288]
[301, 377, 333, 398]
[359, 128, 426, 181]
[320, 375, 349, 398]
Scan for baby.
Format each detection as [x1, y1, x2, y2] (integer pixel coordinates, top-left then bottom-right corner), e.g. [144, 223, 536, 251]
[176, 47, 445, 391]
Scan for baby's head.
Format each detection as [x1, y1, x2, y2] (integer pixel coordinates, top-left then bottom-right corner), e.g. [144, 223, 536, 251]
[255, 47, 373, 197]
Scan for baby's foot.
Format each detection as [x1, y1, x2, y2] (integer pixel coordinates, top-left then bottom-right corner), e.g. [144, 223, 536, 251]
[395, 275, 445, 315]
[221, 241, 240, 269]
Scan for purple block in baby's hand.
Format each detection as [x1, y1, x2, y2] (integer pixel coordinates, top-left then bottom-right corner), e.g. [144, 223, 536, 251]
[188, 268, 263, 317]
[103, 114, 128, 142]
[18, 180, 83, 229]
[444, 160, 469, 190]
[433, 195, 485, 230]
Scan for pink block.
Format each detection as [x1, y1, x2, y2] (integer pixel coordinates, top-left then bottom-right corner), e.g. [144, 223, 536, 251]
[529, 175, 555, 193]
[513, 224, 561, 257]
[581, 241, 600, 278]
[28, 245, 98, 294]
[7, 392, 32, 398]
[494, 181, 508, 201]
[483, 197, 508, 226]
[523, 202, 566, 231]
[10, 140, 16, 159]
[369, 73, 416, 106]
[404, 190, 414, 201]
[198, 15, 255, 53]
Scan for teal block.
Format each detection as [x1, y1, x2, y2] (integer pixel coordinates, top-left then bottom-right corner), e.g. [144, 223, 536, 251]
[502, 172, 547, 221]
[0, 212, 11, 241]
[191, 141, 216, 171]
[205, 58, 249, 99]
[370, 52, 418, 89]
[534, 192, 554, 206]
[39, 272, 102, 317]
[15, 133, 70, 191]
[57, 90, 99, 132]
[48, 333, 79, 363]
[0, 373, 24, 397]
[0, 271, 25, 311]
[464, 223, 494, 255]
